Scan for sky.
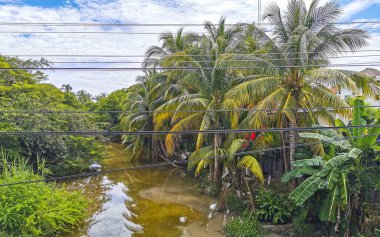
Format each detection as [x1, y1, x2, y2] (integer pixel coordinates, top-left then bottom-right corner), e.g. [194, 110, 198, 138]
[0, 0, 379, 95]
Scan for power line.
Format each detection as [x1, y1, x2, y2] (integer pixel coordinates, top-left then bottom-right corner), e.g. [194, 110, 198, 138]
[0, 105, 378, 115]
[0, 124, 379, 136]
[1, 62, 380, 71]
[0, 31, 212, 35]
[0, 134, 373, 187]
[0, 21, 379, 27]
[4, 49, 380, 57]
[47, 54, 380, 64]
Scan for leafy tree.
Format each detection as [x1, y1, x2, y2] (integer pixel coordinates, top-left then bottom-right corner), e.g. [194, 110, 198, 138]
[154, 18, 248, 190]
[225, 0, 380, 173]
[284, 98, 379, 236]
[121, 71, 167, 162]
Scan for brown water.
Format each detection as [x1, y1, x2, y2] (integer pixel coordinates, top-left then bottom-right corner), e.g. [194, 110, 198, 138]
[64, 144, 284, 237]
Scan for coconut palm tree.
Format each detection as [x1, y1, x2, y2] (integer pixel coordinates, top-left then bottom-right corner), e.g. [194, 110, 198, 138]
[144, 28, 198, 67]
[154, 18, 254, 190]
[225, 0, 380, 172]
[121, 71, 166, 162]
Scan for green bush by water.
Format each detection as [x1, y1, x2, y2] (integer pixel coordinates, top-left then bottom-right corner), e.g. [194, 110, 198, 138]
[225, 213, 265, 237]
[0, 154, 89, 236]
[226, 191, 247, 214]
[255, 188, 293, 225]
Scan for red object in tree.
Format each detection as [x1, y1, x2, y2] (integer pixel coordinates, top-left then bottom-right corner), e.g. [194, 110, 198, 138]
[250, 132, 257, 141]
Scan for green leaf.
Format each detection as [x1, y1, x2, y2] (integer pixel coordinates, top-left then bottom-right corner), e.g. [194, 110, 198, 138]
[237, 155, 264, 184]
[319, 185, 341, 222]
[299, 132, 351, 150]
[291, 157, 325, 167]
[327, 167, 340, 190]
[289, 176, 322, 206]
[281, 167, 319, 183]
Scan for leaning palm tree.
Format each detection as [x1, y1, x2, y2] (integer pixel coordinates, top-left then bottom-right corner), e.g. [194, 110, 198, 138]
[225, 0, 380, 172]
[144, 28, 198, 67]
[154, 18, 248, 190]
[121, 71, 166, 162]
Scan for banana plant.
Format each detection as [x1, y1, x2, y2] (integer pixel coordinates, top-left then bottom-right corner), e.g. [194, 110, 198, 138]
[282, 98, 380, 236]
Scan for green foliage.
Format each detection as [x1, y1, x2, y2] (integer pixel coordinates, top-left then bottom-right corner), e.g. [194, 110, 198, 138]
[292, 209, 316, 237]
[255, 188, 293, 225]
[226, 191, 246, 214]
[225, 213, 265, 237]
[0, 154, 89, 236]
[0, 66, 105, 176]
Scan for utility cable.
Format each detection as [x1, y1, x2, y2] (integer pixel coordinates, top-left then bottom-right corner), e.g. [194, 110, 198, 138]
[0, 124, 379, 136]
[0, 105, 378, 115]
[0, 134, 373, 187]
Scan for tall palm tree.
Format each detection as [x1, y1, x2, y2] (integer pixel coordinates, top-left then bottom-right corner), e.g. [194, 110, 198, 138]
[144, 28, 198, 67]
[154, 18, 259, 190]
[225, 0, 380, 172]
[121, 71, 166, 162]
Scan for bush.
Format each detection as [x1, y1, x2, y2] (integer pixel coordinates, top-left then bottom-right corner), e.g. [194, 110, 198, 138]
[225, 213, 265, 237]
[226, 191, 247, 214]
[292, 209, 316, 237]
[0, 155, 89, 236]
[255, 188, 293, 224]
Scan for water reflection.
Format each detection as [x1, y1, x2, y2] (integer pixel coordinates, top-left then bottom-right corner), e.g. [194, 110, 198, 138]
[65, 144, 225, 237]
[64, 144, 286, 237]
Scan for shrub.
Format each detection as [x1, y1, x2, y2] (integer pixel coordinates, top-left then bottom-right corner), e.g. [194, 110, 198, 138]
[0, 154, 89, 236]
[225, 213, 265, 237]
[255, 188, 293, 225]
[292, 209, 316, 237]
[226, 191, 247, 214]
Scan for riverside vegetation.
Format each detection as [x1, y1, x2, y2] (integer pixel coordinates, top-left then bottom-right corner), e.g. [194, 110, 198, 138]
[0, 0, 379, 236]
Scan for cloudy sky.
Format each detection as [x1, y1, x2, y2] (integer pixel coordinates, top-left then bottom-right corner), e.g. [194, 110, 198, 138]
[0, 0, 379, 95]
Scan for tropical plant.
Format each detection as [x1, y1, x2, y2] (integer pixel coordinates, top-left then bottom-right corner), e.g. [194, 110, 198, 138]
[0, 152, 89, 236]
[121, 70, 167, 162]
[154, 18, 251, 190]
[255, 188, 293, 224]
[225, 212, 265, 237]
[284, 100, 379, 236]
[225, 0, 380, 173]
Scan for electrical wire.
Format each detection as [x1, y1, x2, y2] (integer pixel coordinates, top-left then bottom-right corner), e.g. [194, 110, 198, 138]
[0, 133, 374, 187]
[1, 62, 380, 71]
[0, 105, 378, 115]
[0, 21, 379, 26]
[4, 49, 380, 57]
[0, 124, 379, 136]
[47, 54, 380, 64]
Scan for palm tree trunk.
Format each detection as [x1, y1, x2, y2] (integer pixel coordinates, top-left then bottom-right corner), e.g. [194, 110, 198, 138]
[151, 136, 157, 163]
[280, 131, 289, 173]
[289, 122, 296, 169]
[289, 122, 298, 188]
[213, 133, 222, 191]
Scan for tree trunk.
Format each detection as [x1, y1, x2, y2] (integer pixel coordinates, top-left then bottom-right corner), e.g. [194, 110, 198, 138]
[213, 133, 222, 191]
[289, 122, 296, 169]
[289, 122, 297, 188]
[151, 136, 157, 163]
[280, 131, 289, 173]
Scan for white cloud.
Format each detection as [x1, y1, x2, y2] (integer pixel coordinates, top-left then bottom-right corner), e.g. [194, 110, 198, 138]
[340, 0, 380, 20]
[0, 0, 259, 94]
[0, 0, 378, 95]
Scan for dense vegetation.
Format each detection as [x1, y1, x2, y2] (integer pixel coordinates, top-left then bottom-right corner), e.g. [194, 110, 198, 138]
[119, 0, 380, 236]
[0, 56, 105, 175]
[0, 153, 89, 236]
[0, 0, 379, 236]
